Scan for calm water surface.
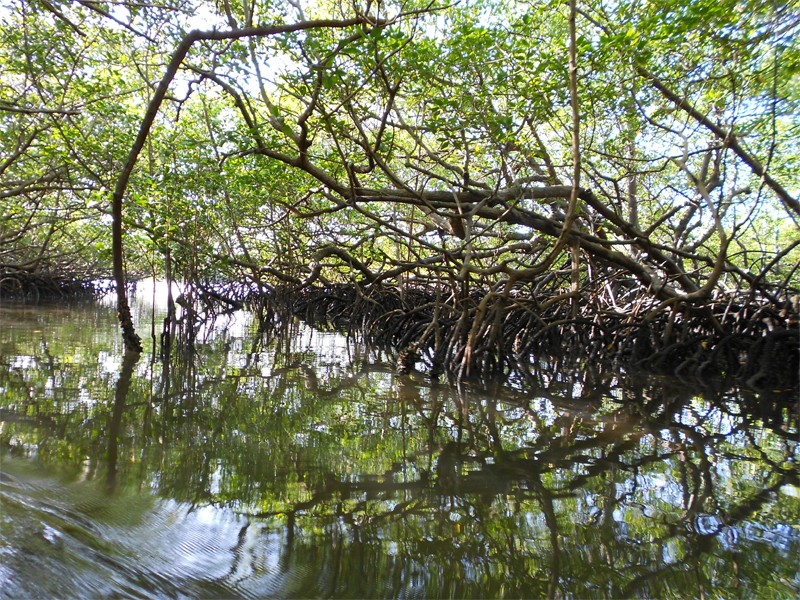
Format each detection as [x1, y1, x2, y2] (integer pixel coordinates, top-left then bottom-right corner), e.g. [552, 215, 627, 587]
[1, 287, 798, 598]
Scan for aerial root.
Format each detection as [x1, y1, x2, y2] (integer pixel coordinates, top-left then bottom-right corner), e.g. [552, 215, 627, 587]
[250, 282, 798, 396]
[0, 269, 103, 301]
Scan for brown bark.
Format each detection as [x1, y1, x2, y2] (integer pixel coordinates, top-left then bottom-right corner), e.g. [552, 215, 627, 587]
[636, 65, 800, 218]
[110, 17, 383, 351]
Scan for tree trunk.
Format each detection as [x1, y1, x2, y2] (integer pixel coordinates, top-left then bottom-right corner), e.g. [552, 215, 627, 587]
[112, 203, 142, 353]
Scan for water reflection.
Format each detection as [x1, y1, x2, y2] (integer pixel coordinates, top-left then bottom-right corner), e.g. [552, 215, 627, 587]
[0, 297, 798, 598]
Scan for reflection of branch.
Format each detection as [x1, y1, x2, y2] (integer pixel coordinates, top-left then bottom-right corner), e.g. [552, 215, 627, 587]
[529, 469, 562, 599]
[723, 470, 799, 525]
[248, 472, 429, 520]
[0, 409, 56, 428]
[106, 350, 139, 491]
[622, 469, 798, 598]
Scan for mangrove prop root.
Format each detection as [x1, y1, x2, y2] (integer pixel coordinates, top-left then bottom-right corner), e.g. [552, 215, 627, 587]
[253, 282, 798, 396]
[0, 269, 103, 301]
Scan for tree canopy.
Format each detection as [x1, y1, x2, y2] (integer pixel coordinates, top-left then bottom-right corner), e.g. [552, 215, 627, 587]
[2, 0, 798, 384]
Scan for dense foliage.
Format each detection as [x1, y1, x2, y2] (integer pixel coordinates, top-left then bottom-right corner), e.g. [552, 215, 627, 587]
[1, 0, 798, 381]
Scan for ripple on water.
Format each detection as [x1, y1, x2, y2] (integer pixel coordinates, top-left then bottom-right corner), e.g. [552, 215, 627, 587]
[0, 459, 247, 598]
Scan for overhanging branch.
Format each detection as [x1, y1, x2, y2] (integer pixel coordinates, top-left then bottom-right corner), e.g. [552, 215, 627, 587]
[110, 16, 386, 352]
[636, 65, 800, 218]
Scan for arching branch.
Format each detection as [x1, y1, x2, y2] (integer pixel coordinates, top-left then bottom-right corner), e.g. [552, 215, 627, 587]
[636, 65, 800, 218]
[110, 16, 387, 352]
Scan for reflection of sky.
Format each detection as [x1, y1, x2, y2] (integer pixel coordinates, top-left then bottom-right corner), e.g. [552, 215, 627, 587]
[10, 356, 37, 370]
[1, 294, 798, 597]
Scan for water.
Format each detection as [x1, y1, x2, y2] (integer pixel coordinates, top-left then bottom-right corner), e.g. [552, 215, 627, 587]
[1, 286, 798, 598]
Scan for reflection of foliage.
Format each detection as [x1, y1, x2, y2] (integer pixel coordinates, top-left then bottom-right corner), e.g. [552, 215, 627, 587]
[0, 303, 798, 597]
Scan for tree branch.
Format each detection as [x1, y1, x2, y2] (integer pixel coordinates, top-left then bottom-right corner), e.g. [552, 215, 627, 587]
[636, 65, 800, 217]
[110, 17, 384, 352]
